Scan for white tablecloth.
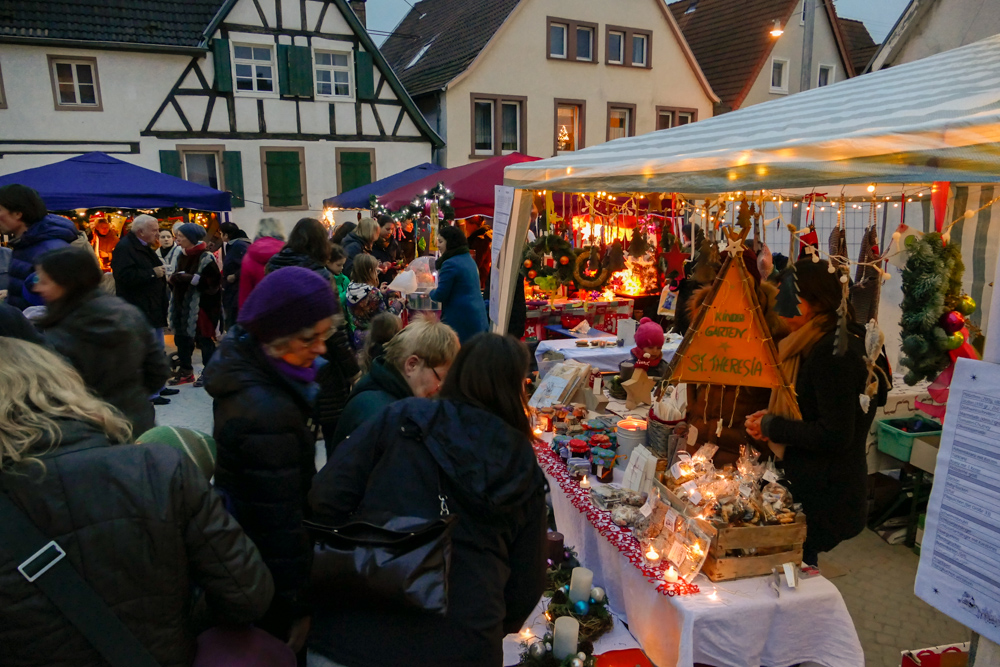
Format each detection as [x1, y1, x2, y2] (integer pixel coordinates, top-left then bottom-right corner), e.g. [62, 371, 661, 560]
[545, 468, 864, 667]
[536, 334, 683, 377]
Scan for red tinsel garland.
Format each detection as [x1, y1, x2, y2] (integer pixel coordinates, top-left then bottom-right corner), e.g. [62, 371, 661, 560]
[533, 441, 700, 597]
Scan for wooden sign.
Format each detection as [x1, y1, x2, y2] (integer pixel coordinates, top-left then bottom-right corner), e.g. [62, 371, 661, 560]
[667, 228, 799, 416]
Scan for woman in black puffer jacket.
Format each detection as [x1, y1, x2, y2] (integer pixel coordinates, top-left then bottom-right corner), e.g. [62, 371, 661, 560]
[309, 333, 547, 667]
[33, 246, 170, 434]
[0, 337, 273, 667]
[203, 266, 341, 658]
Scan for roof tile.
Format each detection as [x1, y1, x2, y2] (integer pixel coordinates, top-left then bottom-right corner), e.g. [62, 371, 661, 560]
[838, 17, 879, 73]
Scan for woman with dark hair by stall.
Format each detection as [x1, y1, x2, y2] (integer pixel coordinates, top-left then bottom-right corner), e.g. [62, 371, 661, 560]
[308, 333, 547, 667]
[266, 217, 332, 278]
[430, 224, 488, 343]
[331, 221, 356, 247]
[745, 259, 891, 566]
[32, 246, 170, 434]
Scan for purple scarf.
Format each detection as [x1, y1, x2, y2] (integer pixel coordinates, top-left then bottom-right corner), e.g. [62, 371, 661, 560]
[267, 355, 318, 384]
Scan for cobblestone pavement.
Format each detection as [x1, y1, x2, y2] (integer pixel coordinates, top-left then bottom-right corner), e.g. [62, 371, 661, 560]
[155, 384, 971, 666]
[823, 529, 970, 667]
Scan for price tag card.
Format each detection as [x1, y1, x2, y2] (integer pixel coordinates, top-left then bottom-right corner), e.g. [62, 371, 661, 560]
[640, 498, 654, 517]
[763, 469, 780, 484]
[667, 541, 687, 567]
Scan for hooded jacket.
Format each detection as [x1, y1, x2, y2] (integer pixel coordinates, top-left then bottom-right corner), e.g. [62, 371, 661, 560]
[7, 214, 79, 309]
[331, 356, 413, 446]
[341, 231, 371, 277]
[430, 249, 489, 344]
[684, 280, 788, 467]
[202, 326, 318, 631]
[238, 237, 284, 307]
[40, 291, 170, 434]
[110, 231, 168, 328]
[221, 237, 251, 311]
[763, 323, 891, 555]
[0, 420, 274, 667]
[309, 398, 547, 667]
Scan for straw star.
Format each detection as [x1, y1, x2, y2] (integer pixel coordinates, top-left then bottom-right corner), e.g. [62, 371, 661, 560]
[622, 369, 657, 410]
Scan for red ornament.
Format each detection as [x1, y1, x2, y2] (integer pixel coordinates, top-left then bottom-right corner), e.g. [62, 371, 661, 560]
[662, 242, 689, 281]
[940, 310, 965, 334]
[523, 259, 533, 269]
[559, 255, 570, 266]
[527, 270, 537, 279]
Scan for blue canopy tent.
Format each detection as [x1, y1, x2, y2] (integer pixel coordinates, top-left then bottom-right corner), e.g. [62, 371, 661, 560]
[323, 162, 444, 209]
[0, 152, 231, 211]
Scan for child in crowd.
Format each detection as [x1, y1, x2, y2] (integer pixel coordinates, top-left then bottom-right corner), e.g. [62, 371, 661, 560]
[329, 243, 353, 335]
[346, 254, 402, 349]
[623, 317, 669, 377]
[359, 312, 402, 373]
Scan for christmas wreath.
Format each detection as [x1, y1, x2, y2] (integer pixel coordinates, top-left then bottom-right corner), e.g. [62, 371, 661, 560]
[573, 247, 612, 290]
[899, 232, 971, 385]
[521, 235, 576, 284]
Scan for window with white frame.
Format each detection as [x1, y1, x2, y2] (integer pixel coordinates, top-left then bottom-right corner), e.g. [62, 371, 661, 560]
[500, 101, 520, 153]
[607, 104, 634, 141]
[473, 100, 495, 155]
[576, 25, 594, 61]
[233, 44, 275, 93]
[677, 111, 694, 125]
[184, 152, 221, 189]
[657, 110, 672, 131]
[817, 64, 834, 87]
[556, 102, 583, 153]
[770, 58, 789, 93]
[608, 31, 625, 65]
[632, 34, 648, 67]
[48, 56, 101, 109]
[315, 51, 351, 97]
[549, 22, 568, 58]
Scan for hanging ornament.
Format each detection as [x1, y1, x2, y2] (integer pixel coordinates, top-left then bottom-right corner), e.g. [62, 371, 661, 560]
[629, 228, 650, 258]
[523, 259, 533, 269]
[604, 239, 626, 272]
[587, 245, 601, 272]
[940, 311, 965, 334]
[527, 270, 537, 279]
[943, 330, 965, 350]
[559, 255, 570, 266]
[957, 294, 977, 316]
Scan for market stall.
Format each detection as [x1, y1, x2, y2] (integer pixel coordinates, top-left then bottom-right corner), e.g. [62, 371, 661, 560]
[492, 34, 1000, 666]
[322, 162, 444, 221]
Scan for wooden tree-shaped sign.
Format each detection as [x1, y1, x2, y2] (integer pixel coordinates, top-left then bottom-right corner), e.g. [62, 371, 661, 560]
[666, 227, 801, 419]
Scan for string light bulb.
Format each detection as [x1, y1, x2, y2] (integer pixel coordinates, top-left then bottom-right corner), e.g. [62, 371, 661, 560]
[867, 184, 876, 193]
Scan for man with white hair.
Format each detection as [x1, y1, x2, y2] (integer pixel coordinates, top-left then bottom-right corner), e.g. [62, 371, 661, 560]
[111, 214, 176, 404]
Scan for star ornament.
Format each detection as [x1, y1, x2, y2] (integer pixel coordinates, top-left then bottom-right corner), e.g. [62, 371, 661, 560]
[622, 369, 657, 410]
[721, 226, 749, 255]
[663, 242, 689, 280]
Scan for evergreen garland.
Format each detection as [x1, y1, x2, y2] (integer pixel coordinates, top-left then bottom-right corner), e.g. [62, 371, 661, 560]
[520, 235, 577, 285]
[899, 233, 964, 385]
[369, 182, 456, 221]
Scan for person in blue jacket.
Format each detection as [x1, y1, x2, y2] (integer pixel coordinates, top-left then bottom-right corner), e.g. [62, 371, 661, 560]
[0, 184, 79, 309]
[430, 224, 489, 343]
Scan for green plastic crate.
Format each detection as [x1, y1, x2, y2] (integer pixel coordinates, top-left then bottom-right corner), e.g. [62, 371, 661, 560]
[877, 417, 943, 461]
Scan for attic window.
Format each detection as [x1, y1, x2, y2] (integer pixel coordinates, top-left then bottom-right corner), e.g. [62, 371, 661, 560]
[685, 0, 697, 14]
[406, 40, 434, 70]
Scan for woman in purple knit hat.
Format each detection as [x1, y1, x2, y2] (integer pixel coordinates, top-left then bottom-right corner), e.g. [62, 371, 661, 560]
[202, 266, 339, 661]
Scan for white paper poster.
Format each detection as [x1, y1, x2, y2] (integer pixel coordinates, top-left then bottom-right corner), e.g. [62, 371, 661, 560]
[915, 357, 1000, 643]
[489, 185, 516, 325]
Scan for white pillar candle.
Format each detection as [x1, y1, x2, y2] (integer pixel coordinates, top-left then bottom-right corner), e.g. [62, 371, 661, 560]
[568, 566, 593, 604]
[552, 616, 580, 660]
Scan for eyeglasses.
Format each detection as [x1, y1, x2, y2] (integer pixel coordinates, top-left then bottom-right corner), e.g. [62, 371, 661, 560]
[296, 327, 335, 346]
[420, 358, 443, 382]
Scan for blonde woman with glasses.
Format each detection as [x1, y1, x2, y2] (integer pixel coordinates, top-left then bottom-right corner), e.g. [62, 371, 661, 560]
[0, 337, 273, 667]
[203, 266, 341, 659]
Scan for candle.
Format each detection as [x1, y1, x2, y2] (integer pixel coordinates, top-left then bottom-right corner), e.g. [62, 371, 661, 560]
[579, 475, 591, 489]
[546, 531, 565, 565]
[664, 565, 679, 583]
[552, 616, 580, 660]
[645, 546, 660, 564]
[533, 427, 544, 437]
[568, 567, 593, 604]
[520, 627, 533, 640]
[708, 587, 719, 601]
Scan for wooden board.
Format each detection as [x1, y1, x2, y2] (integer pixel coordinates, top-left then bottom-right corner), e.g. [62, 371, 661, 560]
[702, 547, 804, 582]
[712, 515, 807, 552]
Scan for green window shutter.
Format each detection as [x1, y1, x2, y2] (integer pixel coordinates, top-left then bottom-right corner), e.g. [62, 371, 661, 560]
[355, 51, 375, 101]
[339, 151, 373, 193]
[222, 151, 245, 208]
[213, 39, 232, 92]
[277, 44, 292, 96]
[159, 150, 181, 177]
[292, 46, 313, 97]
[264, 151, 303, 208]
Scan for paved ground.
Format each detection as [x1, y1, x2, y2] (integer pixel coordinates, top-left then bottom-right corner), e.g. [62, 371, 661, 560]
[155, 385, 970, 666]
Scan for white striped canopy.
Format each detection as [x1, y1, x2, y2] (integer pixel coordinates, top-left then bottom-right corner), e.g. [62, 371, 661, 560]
[503, 35, 1000, 194]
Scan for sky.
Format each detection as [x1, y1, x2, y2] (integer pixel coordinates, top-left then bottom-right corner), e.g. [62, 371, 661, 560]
[363, 0, 912, 46]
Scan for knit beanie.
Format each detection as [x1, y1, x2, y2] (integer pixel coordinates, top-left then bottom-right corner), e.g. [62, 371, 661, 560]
[177, 223, 206, 243]
[136, 426, 217, 480]
[634, 317, 664, 349]
[237, 266, 338, 343]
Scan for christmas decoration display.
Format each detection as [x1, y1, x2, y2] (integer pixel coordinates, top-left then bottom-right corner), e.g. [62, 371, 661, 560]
[545, 583, 613, 643]
[517, 633, 597, 667]
[521, 235, 577, 286]
[898, 232, 968, 385]
[371, 182, 456, 222]
[573, 246, 612, 290]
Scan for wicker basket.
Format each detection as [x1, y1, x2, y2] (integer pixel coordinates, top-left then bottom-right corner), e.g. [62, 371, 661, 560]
[647, 409, 682, 461]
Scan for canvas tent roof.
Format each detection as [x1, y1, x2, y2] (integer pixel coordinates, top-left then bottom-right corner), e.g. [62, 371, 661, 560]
[324, 163, 445, 209]
[0, 152, 232, 211]
[503, 34, 1000, 195]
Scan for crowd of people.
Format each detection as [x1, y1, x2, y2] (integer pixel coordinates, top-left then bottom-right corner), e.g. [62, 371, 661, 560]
[0, 183, 533, 667]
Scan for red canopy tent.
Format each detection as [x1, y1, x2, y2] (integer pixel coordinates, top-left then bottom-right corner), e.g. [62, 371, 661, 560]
[379, 153, 539, 218]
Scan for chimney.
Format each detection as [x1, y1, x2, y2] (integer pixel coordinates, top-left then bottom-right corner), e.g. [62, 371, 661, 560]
[350, 0, 367, 28]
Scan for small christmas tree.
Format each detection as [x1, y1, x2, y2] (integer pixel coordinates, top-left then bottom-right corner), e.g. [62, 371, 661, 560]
[557, 125, 571, 151]
[774, 264, 801, 318]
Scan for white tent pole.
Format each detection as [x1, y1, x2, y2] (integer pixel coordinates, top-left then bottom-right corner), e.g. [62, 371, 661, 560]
[492, 189, 533, 335]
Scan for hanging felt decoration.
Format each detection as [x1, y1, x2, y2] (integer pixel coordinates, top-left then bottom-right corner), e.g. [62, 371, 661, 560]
[628, 229, 650, 258]
[774, 263, 801, 318]
[587, 245, 601, 272]
[604, 240, 626, 272]
[691, 238, 721, 284]
[851, 225, 882, 324]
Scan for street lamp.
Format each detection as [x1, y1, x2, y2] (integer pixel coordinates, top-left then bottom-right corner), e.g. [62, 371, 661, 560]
[770, 20, 783, 37]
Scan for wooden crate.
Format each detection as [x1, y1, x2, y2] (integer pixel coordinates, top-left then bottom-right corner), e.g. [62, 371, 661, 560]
[701, 515, 807, 581]
[652, 477, 807, 581]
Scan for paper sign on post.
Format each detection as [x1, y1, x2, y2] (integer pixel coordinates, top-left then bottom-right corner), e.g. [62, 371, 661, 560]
[488, 185, 516, 325]
[915, 358, 1000, 644]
